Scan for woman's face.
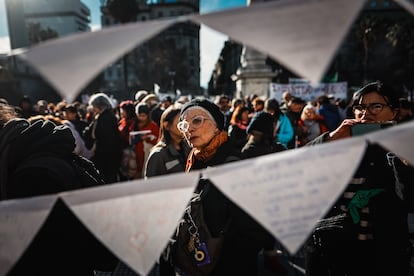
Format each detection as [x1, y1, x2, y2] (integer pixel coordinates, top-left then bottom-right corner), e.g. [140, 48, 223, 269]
[303, 107, 316, 120]
[179, 108, 218, 149]
[353, 91, 398, 122]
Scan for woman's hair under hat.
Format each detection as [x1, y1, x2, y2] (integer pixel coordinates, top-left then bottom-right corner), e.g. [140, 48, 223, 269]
[181, 98, 225, 130]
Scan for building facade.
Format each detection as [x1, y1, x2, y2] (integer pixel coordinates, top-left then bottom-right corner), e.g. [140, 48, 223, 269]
[6, 0, 91, 49]
[100, 0, 200, 100]
[5, 0, 91, 103]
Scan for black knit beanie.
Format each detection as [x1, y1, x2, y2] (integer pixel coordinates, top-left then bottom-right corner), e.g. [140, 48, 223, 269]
[247, 111, 274, 138]
[181, 99, 224, 130]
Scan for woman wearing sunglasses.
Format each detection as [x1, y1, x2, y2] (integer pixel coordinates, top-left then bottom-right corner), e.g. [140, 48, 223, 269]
[177, 98, 275, 275]
[305, 81, 414, 276]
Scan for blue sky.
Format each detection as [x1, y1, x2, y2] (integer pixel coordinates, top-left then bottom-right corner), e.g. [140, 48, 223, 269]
[0, 0, 246, 87]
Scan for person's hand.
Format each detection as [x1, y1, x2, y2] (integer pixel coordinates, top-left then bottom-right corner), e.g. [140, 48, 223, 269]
[328, 119, 361, 141]
[143, 133, 156, 142]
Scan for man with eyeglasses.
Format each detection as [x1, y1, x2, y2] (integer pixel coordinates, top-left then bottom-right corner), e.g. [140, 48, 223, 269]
[305, 81, 414, 276]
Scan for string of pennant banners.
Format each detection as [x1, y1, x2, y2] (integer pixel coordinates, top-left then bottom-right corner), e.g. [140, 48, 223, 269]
[2, 0, 414, 275]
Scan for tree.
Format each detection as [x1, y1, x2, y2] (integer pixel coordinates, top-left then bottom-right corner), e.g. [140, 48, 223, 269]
[354, 16, 378, 83]
[386, 18, 414, 90]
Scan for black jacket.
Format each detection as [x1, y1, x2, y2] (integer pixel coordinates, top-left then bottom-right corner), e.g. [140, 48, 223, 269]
[0, 118, 116, 275]
[190, 141, 275, 275]
[306, 132, 413, 276]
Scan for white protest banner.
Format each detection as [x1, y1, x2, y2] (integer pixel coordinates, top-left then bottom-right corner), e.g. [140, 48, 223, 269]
[60, 172, 199, 276]
[0, 195, 58, 276]
[269, 82, 348, 102]
[205, 137, 367, 254]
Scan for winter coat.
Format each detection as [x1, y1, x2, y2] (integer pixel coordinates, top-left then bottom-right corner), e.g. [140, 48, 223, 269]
[190, 141, 275, 275]
[90, 109, 123, 184]
[306, 132, 413, 276]
[0, 118, 117, 275]
[276, 113, 294, 148]
[144, 141, 189, 177]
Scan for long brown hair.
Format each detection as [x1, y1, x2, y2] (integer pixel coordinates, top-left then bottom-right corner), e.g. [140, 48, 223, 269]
[158, 103, 183, 144]
[230, 106, 249, 125]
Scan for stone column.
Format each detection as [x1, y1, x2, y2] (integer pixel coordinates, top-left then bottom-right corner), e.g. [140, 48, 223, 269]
[233, 0, 277, 99]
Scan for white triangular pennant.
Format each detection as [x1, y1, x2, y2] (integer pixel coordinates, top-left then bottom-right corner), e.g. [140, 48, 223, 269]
[367, 120, 414, 165]
[206, 137, 367, 254]
[60, 172, 198, 275]
[394, 0, 414, 16]
[190, 0, 366, 84]
[0, 195, 58, 275]
[18, 19, 176, 102]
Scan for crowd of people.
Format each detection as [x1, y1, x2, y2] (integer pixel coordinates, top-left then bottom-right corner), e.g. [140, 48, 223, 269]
[0, 80, 414, 275]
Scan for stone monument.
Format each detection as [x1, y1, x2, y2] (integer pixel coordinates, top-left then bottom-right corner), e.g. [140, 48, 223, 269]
[232, 0, 278, 99]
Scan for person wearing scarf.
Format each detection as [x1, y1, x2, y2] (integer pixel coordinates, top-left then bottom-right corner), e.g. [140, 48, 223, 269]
[177, 99, 275, 275]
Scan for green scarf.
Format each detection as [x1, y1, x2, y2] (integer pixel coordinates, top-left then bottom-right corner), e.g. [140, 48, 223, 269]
[348, 189, 384, 224]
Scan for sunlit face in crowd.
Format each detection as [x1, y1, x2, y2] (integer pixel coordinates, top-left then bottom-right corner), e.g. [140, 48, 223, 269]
[218, 98, 229, 112]
[302, 106, 317, 120]
[63, 110, 77, 121]
[289, 102, 304, 113]
[137, 112, 148, 123]
[353, 91, 398, 122]
[252, 102, 264, 112]
[178, 108, 218, 149]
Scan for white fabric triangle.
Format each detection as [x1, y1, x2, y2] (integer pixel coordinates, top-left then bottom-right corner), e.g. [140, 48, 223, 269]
[18, 19, 176, 102]
[206, 137, 367, 254]
[367, 120, 414, 165]
[190, 0, 366, 84]
[0, 195, 58, 275]
[60, 172, 199, 275]
[394, 0, 414, 16]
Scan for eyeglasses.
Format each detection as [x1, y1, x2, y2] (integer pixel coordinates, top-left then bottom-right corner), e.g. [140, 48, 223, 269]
[352, 103, 390, 115]
[177, 115, 210, 132]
